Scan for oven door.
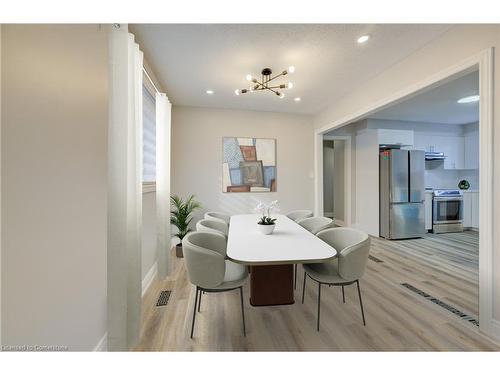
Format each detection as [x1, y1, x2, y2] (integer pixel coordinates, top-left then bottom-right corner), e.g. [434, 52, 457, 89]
[432, 197, 463, 224]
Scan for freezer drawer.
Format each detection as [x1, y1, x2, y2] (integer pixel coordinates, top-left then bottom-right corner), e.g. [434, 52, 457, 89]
[388, 202, 425, 239]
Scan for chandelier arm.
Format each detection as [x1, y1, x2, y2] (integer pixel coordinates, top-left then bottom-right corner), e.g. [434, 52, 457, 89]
[266, 87, 280, 95]
[265, 72, 286, 84]
[254, 81, 266, 89]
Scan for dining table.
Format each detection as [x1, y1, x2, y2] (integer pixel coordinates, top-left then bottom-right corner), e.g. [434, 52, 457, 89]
[226, 214, 338, 306]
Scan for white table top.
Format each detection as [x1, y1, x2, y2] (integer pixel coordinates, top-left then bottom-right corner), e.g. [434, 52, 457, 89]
[226, 214, 337, 265]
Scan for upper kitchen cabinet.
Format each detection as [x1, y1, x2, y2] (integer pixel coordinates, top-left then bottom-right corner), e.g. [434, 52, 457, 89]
[414, 133, 465, 169]
[439, 135, 465, 170]
[464, 128, 479, 169]
[378, 129, 414, 147]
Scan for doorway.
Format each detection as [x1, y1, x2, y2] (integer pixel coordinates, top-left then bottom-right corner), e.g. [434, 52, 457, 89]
[321, 136, 352, 227]
[323, 138, 348, 226]
[314, 49, 494, 339]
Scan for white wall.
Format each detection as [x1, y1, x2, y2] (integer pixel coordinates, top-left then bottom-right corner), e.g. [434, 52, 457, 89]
[333, 140, 345, 222]
[313, 24, 500, 330]
[171, 106, 314, 222]
[1, 25, 107, 350]
[323, 140, 334, 215]
[142, 191, 157, 284]
[323, 139, 346, 222]
[354, 129, 379, 236]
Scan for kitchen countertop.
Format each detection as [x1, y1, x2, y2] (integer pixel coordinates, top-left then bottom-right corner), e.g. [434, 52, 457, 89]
[424, 189, 479, 193]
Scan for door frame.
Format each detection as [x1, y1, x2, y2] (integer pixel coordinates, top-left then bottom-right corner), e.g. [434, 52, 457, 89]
[322, 135, 352, 227]
[313, 48, 497, 340]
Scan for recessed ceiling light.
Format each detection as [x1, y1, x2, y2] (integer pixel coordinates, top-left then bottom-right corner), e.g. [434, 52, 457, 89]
[457, 95, 479, 103]
[206, 90, 214, 95]
[357, 35, 370, 44]
[294, 97, 301, 102]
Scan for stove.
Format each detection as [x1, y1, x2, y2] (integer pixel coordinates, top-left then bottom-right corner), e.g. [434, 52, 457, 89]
[433, 189, 463, 198]
[432, 189, 464, 233]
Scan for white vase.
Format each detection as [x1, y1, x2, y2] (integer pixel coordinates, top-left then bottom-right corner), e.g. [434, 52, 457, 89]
[257, 223, 275, 235]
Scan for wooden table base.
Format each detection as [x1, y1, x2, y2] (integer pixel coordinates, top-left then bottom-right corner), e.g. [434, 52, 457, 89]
[249, 264, 295, 306]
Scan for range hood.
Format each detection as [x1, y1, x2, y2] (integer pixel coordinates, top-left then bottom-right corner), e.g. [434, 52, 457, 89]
[425, 151, 446, 160]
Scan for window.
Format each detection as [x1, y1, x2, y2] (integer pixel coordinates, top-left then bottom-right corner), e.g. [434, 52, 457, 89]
[143, 85, 156, 191]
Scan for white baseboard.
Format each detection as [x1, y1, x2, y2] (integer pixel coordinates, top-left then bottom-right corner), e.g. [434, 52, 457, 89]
[95, 262, 157, 352]
[93, 333, 107, 351]
[94, 263, 156, 352]
[142, 262, 158, 297]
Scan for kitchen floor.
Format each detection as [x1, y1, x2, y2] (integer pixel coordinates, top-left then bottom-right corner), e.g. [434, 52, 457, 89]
[135, 230, 493, 351]
[371, 230, 479, 317]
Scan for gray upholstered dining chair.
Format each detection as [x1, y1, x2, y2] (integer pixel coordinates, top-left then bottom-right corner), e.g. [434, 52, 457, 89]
[182, 231, 248, 338]
[196, 218, 229, 237]
[286, 210, 313, 222]
[293, 216, 335, 289]
[204, 211, 231, 225]
[297, 216, 335, 235]
[301, 227, 370, 331]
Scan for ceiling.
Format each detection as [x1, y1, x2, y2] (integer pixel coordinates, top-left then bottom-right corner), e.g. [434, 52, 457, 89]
[131, 24, 452, 115]
[370, 70, 479, 125]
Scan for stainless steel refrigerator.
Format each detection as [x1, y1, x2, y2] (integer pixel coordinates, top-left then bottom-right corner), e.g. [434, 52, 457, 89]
[379, 149, 425, 239]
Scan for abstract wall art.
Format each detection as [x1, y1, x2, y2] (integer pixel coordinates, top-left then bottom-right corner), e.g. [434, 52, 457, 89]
[222, 137, 276, 193]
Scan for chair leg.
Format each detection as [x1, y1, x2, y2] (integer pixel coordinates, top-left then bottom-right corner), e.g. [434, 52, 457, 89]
[198, 288, 202, 312]
[356, 280, 366, 326]
[294, 264, 297, 290]
[190, 287, 199, 338]
[302, 272, 307, 304]
[342, 285, 345, 304]
[317, 282, 322, 331]
[239, 286, 246, 336]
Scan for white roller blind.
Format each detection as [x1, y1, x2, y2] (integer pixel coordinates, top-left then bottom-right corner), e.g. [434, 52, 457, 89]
[143, 86, 156, 182]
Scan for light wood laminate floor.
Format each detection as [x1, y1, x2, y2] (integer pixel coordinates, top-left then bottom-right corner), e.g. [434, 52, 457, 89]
[136, 231, 499, 351]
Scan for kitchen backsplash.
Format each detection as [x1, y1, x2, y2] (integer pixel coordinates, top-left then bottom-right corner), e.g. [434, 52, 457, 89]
[424, 162, 479, 190]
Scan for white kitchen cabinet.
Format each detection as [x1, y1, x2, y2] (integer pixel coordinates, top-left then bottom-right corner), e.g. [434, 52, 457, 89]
[438, 136, 465, 170]
[462, 191, 479, 229]
[424, 192, 433, 230]
[378, 129, 414, 147]
[462, 193, 472, 228]
[414, 133, 434, 151]
[464, 130, 479, 169]
[417, 134, 465, 170]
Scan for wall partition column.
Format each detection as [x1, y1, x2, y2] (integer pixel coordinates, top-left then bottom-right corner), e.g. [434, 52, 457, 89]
[107, 25, 143, 351]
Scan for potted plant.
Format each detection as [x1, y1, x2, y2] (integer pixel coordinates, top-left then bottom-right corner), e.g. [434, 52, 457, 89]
[255, 200, 279, 235]
[170, 194, 202, 257]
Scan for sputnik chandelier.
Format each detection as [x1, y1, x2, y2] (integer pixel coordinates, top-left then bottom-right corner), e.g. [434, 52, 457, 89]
[235, 66, 295, 98]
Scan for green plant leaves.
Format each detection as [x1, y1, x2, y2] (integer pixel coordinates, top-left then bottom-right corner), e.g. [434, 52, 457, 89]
[170, 194, 202, 240]
[257, 215, 277, 225]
